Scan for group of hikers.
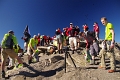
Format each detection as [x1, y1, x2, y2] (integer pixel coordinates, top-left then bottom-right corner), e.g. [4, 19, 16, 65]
[0, 17, 116, 78]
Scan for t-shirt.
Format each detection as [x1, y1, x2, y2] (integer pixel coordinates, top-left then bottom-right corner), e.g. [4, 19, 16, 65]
[28, 38, 38, 48]
[105, 23, 114, 40]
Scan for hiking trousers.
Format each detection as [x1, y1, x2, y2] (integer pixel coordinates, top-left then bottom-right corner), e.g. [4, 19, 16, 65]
[90, 41, 99, 56]
[99, 41, 116, 70]
[69, 37, 77, 50]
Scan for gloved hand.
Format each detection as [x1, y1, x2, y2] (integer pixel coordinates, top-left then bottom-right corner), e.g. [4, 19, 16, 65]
[14, 45, 17, 49]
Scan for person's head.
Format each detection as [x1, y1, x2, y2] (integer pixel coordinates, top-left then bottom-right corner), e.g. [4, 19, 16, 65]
[8, 30, 14, 35]
[33, 35, 37, 39]
[70, 23, 73, 28]
[38, 33, 40, 37]
[94, 22, 98, 25]
[101, 17, 108, 26]
[57, 28, 60, 30]
[80, 32, 85, 37]
[83, 25, 89, 31]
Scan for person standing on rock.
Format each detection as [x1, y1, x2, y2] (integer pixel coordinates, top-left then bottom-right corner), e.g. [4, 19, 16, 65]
[99, 17, 116, 73]
[1, 30, 26, 78]
[67, 23, 78, 54]
[55, 28, 63, 54]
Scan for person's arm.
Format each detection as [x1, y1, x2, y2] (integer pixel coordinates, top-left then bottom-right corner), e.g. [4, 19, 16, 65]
[13, 35, 18, 45]
[1, 34, 8, 48]
[110, 29, 115, 44]
[109, 23, 115, 44]
[29, 39, 35, 51]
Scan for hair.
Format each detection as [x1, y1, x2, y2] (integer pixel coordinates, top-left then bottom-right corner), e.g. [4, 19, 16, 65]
[33, 35, 37, 38]
[94, 22, 98, 24]
[80, 32, 84, 36]
[101, 17, 107, 21]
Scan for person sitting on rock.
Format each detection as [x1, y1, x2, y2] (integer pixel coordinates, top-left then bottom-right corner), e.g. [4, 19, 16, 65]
[1, 30, 26, 78]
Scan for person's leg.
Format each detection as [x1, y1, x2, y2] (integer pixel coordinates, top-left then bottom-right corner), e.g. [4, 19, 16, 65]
[96, 32, 99, 40]
[27, 47, 33, 64]
[73, 37, 77, 50]
[107, 48, 116, 72]
[99, 49, 106, 69]
[90, 44, 95, 64]
[93, 42, 99, 56]
[7, 49, 23, 65]
[1, 48, 8, 78]
[8, 56, 15, 67]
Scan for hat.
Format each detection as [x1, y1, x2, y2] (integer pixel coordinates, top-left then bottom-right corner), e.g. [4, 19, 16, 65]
[33, 35, 37, 38]
[70, 23, 73, 25]
[83, 25, 88, 29]
[8, 30, 14, 33]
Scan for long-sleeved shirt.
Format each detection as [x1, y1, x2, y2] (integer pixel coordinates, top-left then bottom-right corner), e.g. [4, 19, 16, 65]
[93, 24, 99, 32]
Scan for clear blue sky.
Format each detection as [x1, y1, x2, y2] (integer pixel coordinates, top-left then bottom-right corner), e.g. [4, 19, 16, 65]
[0, 0, 120, 48]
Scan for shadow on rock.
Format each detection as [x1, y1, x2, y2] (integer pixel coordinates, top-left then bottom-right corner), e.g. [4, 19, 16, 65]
[16, 65, 64, 77]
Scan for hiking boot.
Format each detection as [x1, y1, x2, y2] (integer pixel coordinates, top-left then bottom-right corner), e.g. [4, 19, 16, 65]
[28, 59, 32, 64]
[108, 70, 115, 73]
[72, 50, 74, 54]
[7, 66, 14, 70]
[98, 66, 106, 70]
[1, 71, 5, 78]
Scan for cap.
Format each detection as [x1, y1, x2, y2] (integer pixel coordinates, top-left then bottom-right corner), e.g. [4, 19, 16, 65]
[83, 25, 88, 29]
[8, 30, 14, 33]
[70, 23, 73, 25]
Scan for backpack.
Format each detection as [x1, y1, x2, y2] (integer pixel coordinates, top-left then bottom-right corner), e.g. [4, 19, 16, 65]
[70, 27, 76, 36]
[55, 30, 60, 35]
[24, 32, 31, 42]
[5, 34, 14, 49]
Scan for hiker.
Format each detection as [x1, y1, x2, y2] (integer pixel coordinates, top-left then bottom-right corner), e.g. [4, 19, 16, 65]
[37, 33, 41, 46]
[80, 25, 99, 65]
[55, 28, 63, 54]
[67, 23, 77, 54]
[75, 26, 80, 48]
[40, 35, 44, 46]
[21, 29, 31, 53]
[98, 17, 116, 73]
[27, 35, 39, 64]
[1, 30, 26, 78]
[93, 22, 100, 40]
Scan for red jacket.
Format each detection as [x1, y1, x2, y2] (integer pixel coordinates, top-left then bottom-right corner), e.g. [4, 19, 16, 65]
[93, 24, 99, 32]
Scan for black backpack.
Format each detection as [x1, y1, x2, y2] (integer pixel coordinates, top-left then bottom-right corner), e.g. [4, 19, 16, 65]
[70, 27, 76, 36]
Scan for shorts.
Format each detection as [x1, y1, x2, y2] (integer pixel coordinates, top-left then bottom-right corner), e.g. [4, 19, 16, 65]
[27, 47, 33, 55]
[24, 42, 29, 47]
[56, 35, 62, 44]
[1, 48, 18, 63]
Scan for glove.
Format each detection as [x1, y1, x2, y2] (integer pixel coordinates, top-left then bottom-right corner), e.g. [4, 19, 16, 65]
[14, 45, 17, 49]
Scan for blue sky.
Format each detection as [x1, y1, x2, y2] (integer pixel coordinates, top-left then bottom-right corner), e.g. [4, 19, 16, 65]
[0, 0, 120, 48]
